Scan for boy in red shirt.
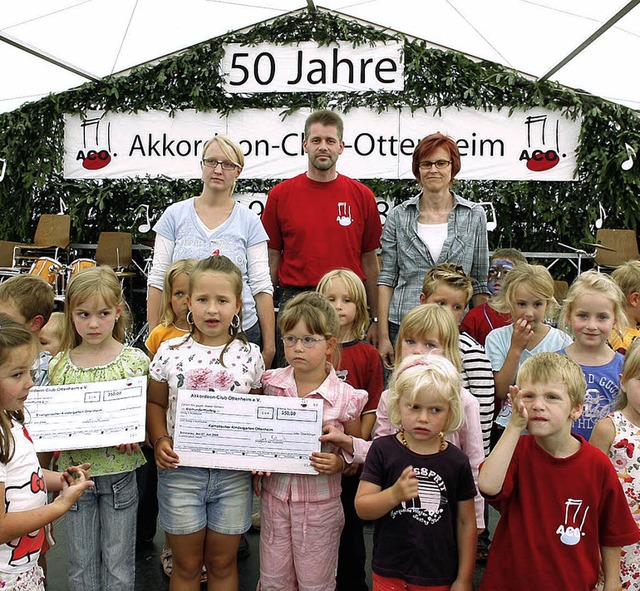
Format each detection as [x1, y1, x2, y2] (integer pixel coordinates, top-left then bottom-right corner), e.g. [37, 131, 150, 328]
[478, 352, 639, 591]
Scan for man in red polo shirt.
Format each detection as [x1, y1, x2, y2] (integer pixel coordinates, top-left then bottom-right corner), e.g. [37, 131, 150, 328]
[262, 109, 382, 347]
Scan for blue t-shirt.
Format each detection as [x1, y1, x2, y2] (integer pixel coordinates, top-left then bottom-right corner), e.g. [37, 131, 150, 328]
[154, 197, 268, 330]
[557, 348, 624, 440]
[486, 324, 573, 427]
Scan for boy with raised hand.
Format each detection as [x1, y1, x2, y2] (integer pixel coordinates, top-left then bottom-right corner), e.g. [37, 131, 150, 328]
[610, 259, 640, 354]
[460, 248, 527, 346]
[478, 352, 639, 591]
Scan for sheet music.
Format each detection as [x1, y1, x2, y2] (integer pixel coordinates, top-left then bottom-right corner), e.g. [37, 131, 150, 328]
[173, 390, 323, 475]
[25, 377, 147, 452]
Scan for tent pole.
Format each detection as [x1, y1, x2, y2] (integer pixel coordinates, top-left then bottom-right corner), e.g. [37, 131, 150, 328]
[0, 31, 99, 82]
[540, 0, 640, 82]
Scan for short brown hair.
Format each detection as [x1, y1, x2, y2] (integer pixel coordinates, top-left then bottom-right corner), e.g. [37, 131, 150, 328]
[517, 352, 586, 408]
[0, 274, 54, 324]
[421, 263, 473, 305]
[492, 248, 528, 265]
[304, 110, 344, 141]
[411, 133, 461, 181]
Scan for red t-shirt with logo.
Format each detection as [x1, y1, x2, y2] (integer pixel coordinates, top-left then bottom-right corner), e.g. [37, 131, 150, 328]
[262, 173, 382, 287]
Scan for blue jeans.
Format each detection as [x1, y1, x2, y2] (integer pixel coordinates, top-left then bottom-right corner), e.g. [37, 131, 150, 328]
[67, 471, 138, 591]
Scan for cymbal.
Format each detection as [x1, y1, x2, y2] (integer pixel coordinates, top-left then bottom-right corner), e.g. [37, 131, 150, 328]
[579, 241, 616, 252]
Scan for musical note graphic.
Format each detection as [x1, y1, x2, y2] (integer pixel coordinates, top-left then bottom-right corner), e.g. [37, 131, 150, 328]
[622, 143, 636, 171]
[595, 202, 606, 229]
[132, 204, 152, 233]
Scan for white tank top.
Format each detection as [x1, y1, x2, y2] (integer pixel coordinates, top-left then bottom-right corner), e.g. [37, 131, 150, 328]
[417, 222, 448, 261]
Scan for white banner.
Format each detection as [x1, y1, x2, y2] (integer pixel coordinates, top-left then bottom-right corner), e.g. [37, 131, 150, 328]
[64, 107, 580, 181]
[220, 42, 404, 93]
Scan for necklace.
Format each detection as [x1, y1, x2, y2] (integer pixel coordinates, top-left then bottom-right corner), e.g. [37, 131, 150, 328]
[398, 429, 447, 452]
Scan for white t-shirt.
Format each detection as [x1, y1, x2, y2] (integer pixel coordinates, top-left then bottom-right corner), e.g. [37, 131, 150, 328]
[149, 336, 265, 436]
[417, 222, 448, 262]
[0, 422, 47, 573]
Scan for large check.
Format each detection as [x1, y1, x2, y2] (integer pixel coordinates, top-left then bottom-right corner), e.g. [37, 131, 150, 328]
[25, 377, 147, 453]
[173, 390, 323, 475]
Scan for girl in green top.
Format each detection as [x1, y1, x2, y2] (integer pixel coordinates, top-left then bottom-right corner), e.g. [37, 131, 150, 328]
[49, 266, 148, 591]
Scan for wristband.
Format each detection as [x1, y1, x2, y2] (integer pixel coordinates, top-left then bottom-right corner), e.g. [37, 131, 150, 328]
[153, 434, 172, 448]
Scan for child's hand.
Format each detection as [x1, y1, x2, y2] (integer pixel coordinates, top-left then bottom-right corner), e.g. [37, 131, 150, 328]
[310, 452, 344, 475]
[378, 338, 395, 370]
[56, 466, 94, 509]
[250, 469, 271, 497]
[252, 474, 264, 496]
[62, 463, 91, 485]
[116, 443, 140, 456]
[154, 437, 179, 469]
[319, 425, 351, 450]
[392, 466, 418, 503]
[508, 386, 528, 431]
[511, 318, 534, 352]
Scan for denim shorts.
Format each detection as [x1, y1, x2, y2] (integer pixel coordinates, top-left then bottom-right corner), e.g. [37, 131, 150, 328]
[157, 466, 252, 536]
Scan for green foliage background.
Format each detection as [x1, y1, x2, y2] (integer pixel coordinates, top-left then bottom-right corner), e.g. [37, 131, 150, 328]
[0, 9, 638, 279]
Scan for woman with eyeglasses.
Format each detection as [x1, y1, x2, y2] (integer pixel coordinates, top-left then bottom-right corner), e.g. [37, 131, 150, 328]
[377, 132, 490, 368]
[147, 135, 275, 368]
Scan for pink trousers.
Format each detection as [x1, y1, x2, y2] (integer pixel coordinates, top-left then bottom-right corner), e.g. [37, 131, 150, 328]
[257, 492, 344, 591]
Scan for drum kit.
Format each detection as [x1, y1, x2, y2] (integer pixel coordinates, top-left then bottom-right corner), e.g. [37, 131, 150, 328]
[0, 256, 98, 300]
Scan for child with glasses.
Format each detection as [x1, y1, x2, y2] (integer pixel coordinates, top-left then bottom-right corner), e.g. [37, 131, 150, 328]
[255, 291, 367, 591]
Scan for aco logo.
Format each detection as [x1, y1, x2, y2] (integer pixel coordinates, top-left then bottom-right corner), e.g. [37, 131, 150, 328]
[76, 149, 113, 170]
[519, 149, 561, 172]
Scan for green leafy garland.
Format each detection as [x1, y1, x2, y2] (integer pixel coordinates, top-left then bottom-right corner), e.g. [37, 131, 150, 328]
[0, 9, 638, 278]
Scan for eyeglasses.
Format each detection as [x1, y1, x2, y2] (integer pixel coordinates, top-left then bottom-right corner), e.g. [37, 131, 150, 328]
[202, 159, 238, 171]
[418, 159, 452, 170]
[281, 336, 327, 348]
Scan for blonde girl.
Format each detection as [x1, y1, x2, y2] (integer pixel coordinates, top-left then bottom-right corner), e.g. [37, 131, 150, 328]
[145, 258, 197, 357]
[147, 255, 264, 591]
[558, 271, 627, 440]
[591, 338, 640, 588]
[317, 269, 384, 591]
[323, 304, 485, 532]
[485, 263, 572, 427]
[256, 291, 367, 591]
[356, 355, 477, 591]
[317, 269, 384, 438]
[48, 266, 149, 591]
[0, 315, 92, 591]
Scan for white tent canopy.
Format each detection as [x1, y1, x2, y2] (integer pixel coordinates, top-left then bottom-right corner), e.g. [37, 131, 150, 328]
[1, 0, 640, 114]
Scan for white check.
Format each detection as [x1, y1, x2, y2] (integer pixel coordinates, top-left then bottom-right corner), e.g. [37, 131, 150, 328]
[173, 390, 323, 475]
[25, 377, 147, 453]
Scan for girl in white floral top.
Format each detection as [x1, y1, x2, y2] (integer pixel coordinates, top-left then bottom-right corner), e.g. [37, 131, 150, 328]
[148, 255, 264, 590]
[49, 266, 149, 591]
[591, 339, 640, 590]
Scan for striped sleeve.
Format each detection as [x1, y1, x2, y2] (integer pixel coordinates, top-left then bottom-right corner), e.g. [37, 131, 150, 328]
[459, 331, 495, 456]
